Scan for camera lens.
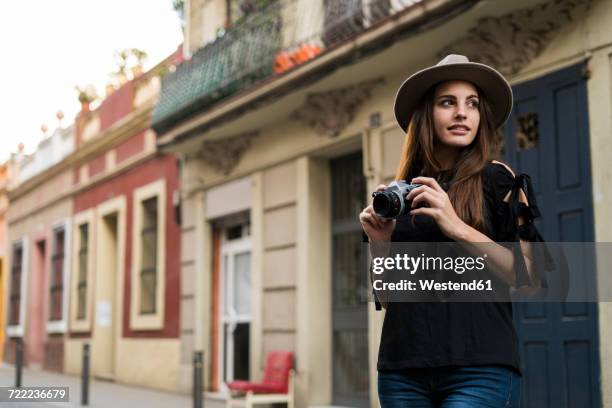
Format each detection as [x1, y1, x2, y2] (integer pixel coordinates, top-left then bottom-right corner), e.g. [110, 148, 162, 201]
[372, 191, 402, 218]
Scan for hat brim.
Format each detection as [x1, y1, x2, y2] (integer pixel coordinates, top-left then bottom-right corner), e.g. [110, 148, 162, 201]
[394, 63, 513, 132]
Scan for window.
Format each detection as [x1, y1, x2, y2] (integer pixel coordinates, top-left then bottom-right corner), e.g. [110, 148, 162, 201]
[77, 224, 89, 320]
[515, 112, 539, 151]
[227, 0, 277, 26]
[9, 242, 24, 326]
[130, 179, 166, 330]
[49, 227, 65, 321]
[322, 0, 417, 47]
[71, 210, 94, 332]
[140, 197, 158, 314]
[7, 238, 28, 337]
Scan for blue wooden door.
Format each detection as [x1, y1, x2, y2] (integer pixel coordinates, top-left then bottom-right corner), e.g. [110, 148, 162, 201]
[503, 63, 602, 407]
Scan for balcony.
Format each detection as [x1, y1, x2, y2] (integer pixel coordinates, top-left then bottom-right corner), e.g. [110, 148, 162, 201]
[151, 0, 424, 134]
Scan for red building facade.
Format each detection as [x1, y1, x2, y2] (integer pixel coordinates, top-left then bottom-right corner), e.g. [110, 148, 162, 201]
[63, 48, 185, 390]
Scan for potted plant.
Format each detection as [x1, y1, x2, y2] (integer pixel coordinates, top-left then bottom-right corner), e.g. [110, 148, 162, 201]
[113, 49, 130, 84]
[75, 85, 98, 112]
[105, 83, 116, 96]
[130, 48, 147, 78]
[131, 65, 143, 78]
[111, 48, 149, 82]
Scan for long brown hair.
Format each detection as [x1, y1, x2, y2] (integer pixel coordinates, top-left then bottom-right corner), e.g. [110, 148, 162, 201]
[394, 83, 500, 233]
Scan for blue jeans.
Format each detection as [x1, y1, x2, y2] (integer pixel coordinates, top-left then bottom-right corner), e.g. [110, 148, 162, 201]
[378, 365, 521, 407]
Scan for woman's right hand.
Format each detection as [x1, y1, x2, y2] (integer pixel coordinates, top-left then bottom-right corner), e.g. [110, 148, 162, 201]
[359, 184, 396, 243]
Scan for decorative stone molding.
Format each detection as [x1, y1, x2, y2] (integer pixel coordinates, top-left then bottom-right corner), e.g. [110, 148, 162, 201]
[438, 0, 591, 76]
[197, 131, 258, 175]
[291, 78, 385, 137]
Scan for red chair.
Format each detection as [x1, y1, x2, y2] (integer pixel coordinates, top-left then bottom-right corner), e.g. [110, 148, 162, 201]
[226, 351, 295, 408]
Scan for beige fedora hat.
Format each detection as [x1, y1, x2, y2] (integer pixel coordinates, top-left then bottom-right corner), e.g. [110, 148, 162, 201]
[394, 54, 513, 132]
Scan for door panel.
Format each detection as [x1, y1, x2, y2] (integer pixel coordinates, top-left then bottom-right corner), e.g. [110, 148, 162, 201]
[93, 213, 118, 379]
[219, 225, 251, 385]
[331, 152, 369, 408]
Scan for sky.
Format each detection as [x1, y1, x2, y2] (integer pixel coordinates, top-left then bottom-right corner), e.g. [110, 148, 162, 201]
[0, 0, 184, 162]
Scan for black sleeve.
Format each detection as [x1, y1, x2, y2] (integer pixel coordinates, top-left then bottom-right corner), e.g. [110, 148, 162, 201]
[486, 163, 554, 289]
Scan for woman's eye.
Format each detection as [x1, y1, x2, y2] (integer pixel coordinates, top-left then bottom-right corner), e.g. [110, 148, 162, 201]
[441, 100, 453, 106]
[468, 100, 480, 108]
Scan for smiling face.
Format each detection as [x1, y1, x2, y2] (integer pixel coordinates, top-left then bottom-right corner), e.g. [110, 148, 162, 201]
[432, 80, 481, 149]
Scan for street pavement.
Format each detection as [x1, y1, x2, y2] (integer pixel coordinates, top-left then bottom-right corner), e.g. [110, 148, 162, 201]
[0, 363, 192, 408]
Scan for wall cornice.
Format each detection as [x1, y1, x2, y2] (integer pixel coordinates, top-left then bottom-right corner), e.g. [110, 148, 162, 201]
[437, 0, 591, 76]
[8, 102, 155, 202]
[7, 149, 158, 226]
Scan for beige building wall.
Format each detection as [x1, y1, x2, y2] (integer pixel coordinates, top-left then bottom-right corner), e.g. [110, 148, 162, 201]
[6, 169, 74, 267]
[176, 187, 198, 392]
[576, 2, 612, 407]
[115, 339, 181, 391]
[64, 337, 86, 374]
[184, 0, 325, 61]
[7, 202, 73, 267]
[64, 337, 182, 391]
[295, 156, 332, 405]
[7, 170, 73, 226]
[185, 0, 227, 56]
[182, 155, 338, 406]
[261, 160, 297, 360]
[177, 0, 612, 406]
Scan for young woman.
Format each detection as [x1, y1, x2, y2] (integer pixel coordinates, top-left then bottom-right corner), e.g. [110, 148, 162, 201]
[359, 55, 545, 407]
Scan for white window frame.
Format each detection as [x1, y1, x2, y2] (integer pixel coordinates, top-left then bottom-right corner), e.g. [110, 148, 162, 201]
[6, 237, 28, 338]
[130, 179, 166, 331]
[47, 218, 71, 333]
[70, 209, 95, 332]
[218, 224, 251, 392]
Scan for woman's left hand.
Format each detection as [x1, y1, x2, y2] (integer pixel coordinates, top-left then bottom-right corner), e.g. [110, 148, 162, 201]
[406, 176, 469, 241]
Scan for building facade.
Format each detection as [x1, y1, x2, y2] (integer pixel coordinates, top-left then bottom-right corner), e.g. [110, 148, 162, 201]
[0, 161, 9, 363]
[4, 125, 75, 372]
[152, 0, 612, 407]
[63, 55, 183, 389]
[2, 48, 186, 392]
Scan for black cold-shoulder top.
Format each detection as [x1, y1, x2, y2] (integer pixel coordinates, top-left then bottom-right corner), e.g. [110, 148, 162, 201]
[374, 161, 545, 376]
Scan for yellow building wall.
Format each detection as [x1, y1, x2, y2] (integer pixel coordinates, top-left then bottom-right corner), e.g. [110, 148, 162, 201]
[65, 338, 181, 391]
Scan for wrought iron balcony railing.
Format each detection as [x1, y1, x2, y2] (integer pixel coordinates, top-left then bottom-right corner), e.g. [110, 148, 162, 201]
[152, 0, 423, 134]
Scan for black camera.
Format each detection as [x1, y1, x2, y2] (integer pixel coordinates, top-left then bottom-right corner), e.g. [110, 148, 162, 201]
[372, 180, 450, 219]
[371, 180, 422, 219]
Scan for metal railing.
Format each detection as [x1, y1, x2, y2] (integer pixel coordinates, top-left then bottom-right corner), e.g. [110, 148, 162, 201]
[152, 0, 423, 132]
